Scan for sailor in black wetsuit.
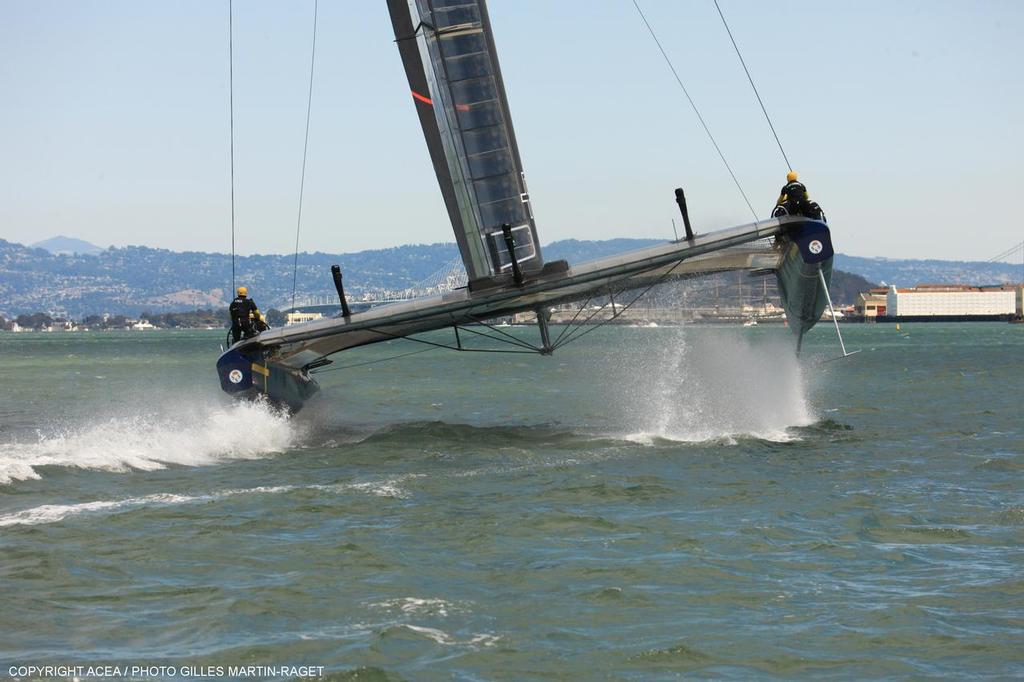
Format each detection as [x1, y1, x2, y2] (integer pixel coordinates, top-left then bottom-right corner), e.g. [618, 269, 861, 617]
[229, 286, 265, 343]
[772, 171, 826, 222]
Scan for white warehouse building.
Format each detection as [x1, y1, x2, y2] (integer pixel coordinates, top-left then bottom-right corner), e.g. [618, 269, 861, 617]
[886, 284, 1018, 317]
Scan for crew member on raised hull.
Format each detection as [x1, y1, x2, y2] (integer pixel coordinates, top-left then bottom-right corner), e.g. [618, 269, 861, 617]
[772, 171, 826, 221]
[229, 286, 266, 343]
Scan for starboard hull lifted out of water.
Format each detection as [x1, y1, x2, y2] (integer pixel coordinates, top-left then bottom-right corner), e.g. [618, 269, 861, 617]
[215, 0, 834, 411]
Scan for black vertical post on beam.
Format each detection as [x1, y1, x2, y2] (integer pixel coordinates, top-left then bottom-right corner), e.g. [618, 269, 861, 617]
[537, 308, 553, 355]
[331, 265, 352, 318]
[674, 188, 695, 241]
[501, 223, 524, 286]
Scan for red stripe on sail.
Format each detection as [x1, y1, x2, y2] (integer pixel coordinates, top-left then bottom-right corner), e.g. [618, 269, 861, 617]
[411, 91, 432, 105]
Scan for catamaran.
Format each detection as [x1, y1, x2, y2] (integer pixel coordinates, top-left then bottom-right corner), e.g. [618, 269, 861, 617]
[216, 0, 835, 411]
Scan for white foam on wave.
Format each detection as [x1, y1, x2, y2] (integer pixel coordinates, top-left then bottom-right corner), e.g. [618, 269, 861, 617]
[0, 398, 298, 485]
[612, 328, 816, 443]
[344, 481, 409, 499]
[372, 597, 458, 617]
[382, 624, 500, 648]
[401, 624, 499, 647]
[0, 477, 420, 528]
[0, 486, 295, 527]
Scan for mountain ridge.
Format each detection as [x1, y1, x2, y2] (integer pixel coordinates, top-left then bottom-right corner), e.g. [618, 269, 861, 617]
[1, 237, 1020, 317]
[30, 235, 105, 256]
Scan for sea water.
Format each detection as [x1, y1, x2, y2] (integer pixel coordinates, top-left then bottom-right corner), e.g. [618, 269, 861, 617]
[0, 324, 1021, 679]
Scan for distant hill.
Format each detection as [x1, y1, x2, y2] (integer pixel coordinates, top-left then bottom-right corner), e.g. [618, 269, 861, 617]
[835, 254, 1022, 287]
[31, 235, 104, 256]
[1, 238, 671, 318]
[543, 238, 661, 263]
[830, 269, 877, 305]
[0, 235, 1017, 318]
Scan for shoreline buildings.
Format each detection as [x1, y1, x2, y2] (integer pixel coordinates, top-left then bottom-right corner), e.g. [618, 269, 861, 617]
[855, 284, 1023, 321]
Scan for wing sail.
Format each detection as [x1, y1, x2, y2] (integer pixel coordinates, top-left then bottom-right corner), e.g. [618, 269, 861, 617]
[387, 0, 543, 285]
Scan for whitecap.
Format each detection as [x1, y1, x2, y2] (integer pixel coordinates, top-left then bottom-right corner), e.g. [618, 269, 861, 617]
[0, 398, 298, 485]
[394, 624, 499, 648]
[372, 597, 456, 617]
[0, 477, 423, 528]
[0, 486, 297, 527]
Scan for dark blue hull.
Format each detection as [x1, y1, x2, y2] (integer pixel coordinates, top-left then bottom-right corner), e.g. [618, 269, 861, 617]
[774, 220, 833, 348]
[216, 347, 320, 412]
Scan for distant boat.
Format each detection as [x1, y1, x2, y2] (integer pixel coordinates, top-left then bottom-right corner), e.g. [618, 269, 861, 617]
[216, 0, 834, 411]
[743, 319, 758, 327]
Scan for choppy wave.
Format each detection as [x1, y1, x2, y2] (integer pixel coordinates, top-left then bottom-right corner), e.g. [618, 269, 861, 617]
[377, 624, 500, 648]
[0, 487, 291, 527]
[0, 398, 297, 485]
[370, 597, 462, 618]
[0, 476, 419, 527]
[612, 328, 816, 442]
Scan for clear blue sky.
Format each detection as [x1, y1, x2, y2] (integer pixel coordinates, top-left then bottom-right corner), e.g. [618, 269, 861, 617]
[1, 1, 1022, 261]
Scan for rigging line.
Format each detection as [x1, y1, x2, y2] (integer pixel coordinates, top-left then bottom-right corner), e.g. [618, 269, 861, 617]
[364, 327, 466, 351]
[552, 261, 677, 350]
[228, 0, 236, 294]
[458, 324, 542, 352]
[712, 0, 792, 171]
[458, 323, 542, 352]
[552, 260, 686, 351]
[291, 0, 320, 312]
[310, 346, 437, 373]
[631, 0, 759, 222]
[464, 315, 544, 352]
[985, 240, 1024, 262]
[363, 326, 540, 354]
[552, 295, 593, 346]
[550, 296, 623, 349]
[551, 262, 676, 350]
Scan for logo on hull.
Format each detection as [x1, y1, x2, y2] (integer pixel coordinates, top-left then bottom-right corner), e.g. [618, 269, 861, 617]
[808, 240, 823, 255]
[228, 369, 244, 384]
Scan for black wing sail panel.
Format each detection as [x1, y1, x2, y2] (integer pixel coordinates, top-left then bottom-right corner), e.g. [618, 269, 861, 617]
[388, 0, 542, 284]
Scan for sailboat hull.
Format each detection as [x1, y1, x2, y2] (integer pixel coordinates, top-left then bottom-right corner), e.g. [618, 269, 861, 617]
[216, 348, 320, 412]
[774, 220, 834, 341]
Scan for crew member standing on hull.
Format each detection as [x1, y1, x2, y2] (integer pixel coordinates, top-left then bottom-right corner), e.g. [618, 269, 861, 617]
[229, 286, 266, 344]
[772, 171, 826, 222]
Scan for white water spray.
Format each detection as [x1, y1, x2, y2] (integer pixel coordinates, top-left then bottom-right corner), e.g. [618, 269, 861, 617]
[614, 328, 815, 443]
[0, 397, 298, 485]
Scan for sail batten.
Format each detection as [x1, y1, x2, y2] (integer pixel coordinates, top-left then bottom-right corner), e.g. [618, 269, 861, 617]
[388, 0, 543, 285]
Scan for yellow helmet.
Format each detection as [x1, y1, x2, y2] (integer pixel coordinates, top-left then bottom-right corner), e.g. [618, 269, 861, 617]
[786, 170, 799, 182]
[237, 286, 248, 297]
